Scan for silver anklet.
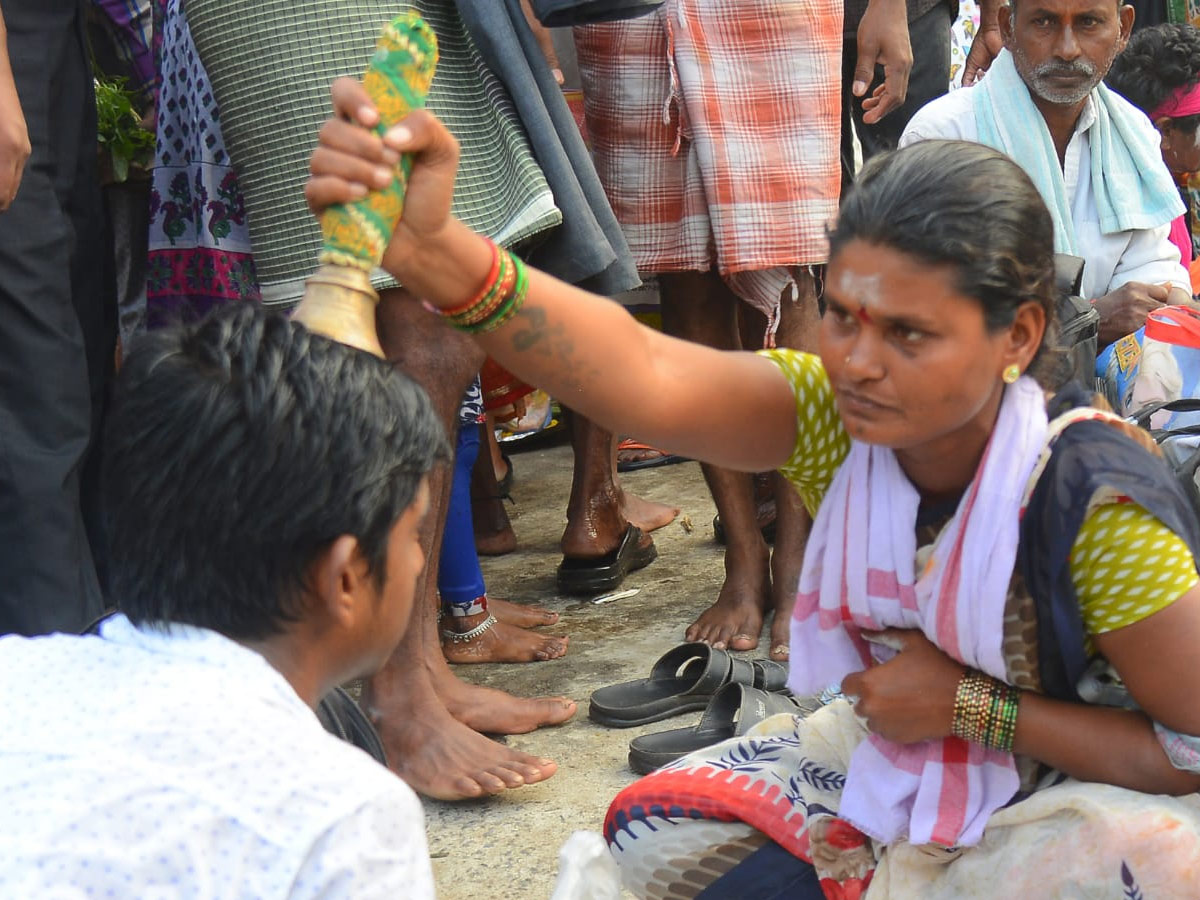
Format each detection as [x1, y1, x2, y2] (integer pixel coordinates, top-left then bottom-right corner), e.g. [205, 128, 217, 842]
[441, 613, 498, 644]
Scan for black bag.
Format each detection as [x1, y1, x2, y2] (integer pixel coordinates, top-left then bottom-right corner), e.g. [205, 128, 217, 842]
[1129, 397, 1200, 521]
[316, 687, 388, 767]
[528, 0, 663, 26]
[1050, 254, 1101, 392]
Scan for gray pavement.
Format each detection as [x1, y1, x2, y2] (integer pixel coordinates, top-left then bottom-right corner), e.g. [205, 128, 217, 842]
[423, 439, 747, 899]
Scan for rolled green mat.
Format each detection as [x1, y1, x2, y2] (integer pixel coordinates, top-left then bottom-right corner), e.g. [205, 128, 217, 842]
[318, 11, 438, 271]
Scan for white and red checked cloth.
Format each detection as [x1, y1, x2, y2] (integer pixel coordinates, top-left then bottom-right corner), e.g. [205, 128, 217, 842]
[788, 377, 1049, 848]
[574, 0, 841, 339]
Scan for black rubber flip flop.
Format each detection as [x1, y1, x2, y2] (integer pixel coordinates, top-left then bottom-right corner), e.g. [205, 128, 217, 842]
[616, 439, 691, 473]
[556, 524, 657, 595]
[588, 642, 789, 728]
[628, 684, 821, 775]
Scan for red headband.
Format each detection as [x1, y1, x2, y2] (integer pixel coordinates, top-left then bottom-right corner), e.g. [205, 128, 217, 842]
[1151, 82, 1200, 121]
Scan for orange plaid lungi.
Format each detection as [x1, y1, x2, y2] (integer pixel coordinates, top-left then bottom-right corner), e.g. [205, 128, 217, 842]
[575, 0, 842, 336]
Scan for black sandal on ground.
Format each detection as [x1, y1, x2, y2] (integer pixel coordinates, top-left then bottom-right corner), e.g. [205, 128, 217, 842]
[588, 642, 789, 727]
[627, 683, 820, 774]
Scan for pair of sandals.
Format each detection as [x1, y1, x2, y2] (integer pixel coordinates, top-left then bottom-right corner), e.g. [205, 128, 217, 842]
[589, 642, 819, 775]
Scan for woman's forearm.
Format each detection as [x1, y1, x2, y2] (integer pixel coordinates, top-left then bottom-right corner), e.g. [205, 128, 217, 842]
[1014, 692, 1200, 795]
[392, 220, 800, 473]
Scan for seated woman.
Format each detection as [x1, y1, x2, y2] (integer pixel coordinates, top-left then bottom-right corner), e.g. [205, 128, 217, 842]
[1107, 23, 1200, 274]
[307, 80, 1200, 898]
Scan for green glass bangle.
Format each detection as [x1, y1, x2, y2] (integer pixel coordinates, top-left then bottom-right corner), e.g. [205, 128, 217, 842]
[450, 250, 512, 326]
[455, 254, 528, 335]
[478, 261, 528, 334]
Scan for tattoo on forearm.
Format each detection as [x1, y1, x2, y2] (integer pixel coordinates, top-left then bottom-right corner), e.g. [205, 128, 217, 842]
[508, 305, 600, 392]
[509, 307, 552, 353]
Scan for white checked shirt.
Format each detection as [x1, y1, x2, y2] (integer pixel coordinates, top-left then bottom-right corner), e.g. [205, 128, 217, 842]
[0, 614, 434, 899]
[901, 86, 1190, 301]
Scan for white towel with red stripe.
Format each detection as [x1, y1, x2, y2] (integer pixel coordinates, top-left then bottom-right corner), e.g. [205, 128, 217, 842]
[788, 376, 1048, 848]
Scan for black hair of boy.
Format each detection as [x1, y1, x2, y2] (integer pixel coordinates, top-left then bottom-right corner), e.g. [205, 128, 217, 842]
[103, 303, 448, 640]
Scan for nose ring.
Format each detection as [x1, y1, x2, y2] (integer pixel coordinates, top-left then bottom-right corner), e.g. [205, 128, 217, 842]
[844, 355, 851, 365]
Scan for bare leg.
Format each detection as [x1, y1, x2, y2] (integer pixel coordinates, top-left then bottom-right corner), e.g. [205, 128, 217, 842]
[766, 271, 821, 660]
[559, 409, 656, 560]
[471, 421, 517, 556]
[660, 271, 770, 651]
[363, 291, 573, 800]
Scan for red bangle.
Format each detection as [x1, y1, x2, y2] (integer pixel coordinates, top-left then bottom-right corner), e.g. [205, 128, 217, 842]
[441, 237, 501, 317]
[457, 254, 516, 326]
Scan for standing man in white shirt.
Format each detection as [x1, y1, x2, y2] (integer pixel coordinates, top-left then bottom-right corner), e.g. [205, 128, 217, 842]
[0, 304, 445, 898]
[900, 0, 1191, 347]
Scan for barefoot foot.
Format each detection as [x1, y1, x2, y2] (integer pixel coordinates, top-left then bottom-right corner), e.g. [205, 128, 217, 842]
[685, 544, 770, 651]
[766, 474, 809, 662]
[366, 676, 558, 800]
[441, 612, 568, 663]
[440, 676, 578, 735]
[489, 596, 559, 627]
[767, 554, 801, 662]
[620, 489, 680, 534]
[768, 617, 791, 661]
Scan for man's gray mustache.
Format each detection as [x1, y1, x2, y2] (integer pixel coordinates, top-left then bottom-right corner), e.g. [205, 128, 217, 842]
[1033, 61, 1097, 78]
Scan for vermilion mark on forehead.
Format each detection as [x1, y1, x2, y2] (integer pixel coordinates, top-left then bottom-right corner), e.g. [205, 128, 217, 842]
[854, 305, 873, 324]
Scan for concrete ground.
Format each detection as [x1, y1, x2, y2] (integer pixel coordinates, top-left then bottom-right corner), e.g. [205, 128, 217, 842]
[423, 437, 754, 899]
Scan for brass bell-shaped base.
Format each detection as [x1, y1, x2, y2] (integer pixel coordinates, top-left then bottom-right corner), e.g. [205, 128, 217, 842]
[292, 264, 385, 359]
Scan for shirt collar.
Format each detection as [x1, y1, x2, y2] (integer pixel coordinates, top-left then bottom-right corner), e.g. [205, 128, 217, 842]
[1076, 93, 1098, 134]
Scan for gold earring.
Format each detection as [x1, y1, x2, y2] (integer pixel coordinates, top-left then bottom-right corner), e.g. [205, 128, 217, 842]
[1002, 364, 1021, 384]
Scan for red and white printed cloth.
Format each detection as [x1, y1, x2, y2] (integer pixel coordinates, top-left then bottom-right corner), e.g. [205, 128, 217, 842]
[574, 0, 842, 338]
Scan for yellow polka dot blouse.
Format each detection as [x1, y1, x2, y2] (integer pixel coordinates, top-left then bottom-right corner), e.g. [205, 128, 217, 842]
[760, 349, 1199, 635]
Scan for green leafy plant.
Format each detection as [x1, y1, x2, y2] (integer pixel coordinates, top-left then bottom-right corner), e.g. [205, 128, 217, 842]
[94, 76, 154, 183]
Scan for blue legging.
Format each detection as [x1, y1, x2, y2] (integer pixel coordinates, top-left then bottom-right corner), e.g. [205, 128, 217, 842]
[438, 422, 487, 617]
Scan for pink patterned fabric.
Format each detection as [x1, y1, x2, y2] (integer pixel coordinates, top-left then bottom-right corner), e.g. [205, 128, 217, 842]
[1150, 82, 1200, 121]
[788, 377, 1049, 847]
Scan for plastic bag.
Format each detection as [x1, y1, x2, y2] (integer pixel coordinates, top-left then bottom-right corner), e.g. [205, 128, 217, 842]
[549, 831, 622, 900]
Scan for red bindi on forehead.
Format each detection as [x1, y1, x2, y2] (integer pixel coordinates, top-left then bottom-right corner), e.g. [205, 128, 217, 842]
[854, 305, 873, 324]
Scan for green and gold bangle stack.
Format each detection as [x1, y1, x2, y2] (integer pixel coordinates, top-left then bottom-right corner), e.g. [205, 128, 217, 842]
[292, 11, 438, 358]
[951, 669, 1021, 752]
[438, 239, 530, 334]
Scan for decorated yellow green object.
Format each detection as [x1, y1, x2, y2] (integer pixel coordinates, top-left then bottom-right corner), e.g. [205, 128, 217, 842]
[294, 12, 437, 357]
[319, 11, 438, 270]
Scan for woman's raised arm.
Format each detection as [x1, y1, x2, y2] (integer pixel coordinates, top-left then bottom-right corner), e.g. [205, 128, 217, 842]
[306, 78, 801, 474]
